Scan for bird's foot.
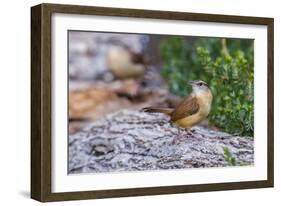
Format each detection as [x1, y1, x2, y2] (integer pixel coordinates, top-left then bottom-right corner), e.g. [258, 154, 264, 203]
[172, 128, 194, 144]
[185, 128, 196, 136]
[172, 136, 183, 144]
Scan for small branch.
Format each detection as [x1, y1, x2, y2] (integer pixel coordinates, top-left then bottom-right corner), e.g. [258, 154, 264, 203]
[221, 38, 230, 57]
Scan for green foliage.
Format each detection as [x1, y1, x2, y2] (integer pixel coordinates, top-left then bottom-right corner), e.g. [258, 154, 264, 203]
[160, 37, 196, 96]
[160, 37, 254, 136]
[223, 147, 236, 166]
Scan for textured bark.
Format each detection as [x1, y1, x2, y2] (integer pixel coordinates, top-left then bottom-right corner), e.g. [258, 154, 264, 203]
[68, 110, 254, 174]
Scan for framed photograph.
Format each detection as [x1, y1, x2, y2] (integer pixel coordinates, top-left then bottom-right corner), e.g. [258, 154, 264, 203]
[31, 3, 274, 202]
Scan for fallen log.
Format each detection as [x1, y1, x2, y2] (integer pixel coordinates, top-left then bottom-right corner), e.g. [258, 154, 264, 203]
[69, 110, 254, 174]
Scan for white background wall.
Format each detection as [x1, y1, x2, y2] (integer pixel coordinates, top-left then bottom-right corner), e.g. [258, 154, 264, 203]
[0, 0, 279, 205]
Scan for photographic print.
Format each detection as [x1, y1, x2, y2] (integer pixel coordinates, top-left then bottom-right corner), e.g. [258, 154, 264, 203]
[68, 31, 254, 174]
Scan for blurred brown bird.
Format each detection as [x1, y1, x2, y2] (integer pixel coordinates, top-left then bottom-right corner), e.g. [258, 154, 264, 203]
[107, 45, 146, 79]
[143, 80, 213, 128]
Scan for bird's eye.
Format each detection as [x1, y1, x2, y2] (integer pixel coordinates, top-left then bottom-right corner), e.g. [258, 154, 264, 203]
[199, 83, 203, 86]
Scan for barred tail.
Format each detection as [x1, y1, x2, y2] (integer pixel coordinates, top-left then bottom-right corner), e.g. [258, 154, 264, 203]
[142, 107, 173, 115]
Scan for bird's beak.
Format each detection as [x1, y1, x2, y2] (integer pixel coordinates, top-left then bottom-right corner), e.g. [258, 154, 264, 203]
[189, 81, 195, 86]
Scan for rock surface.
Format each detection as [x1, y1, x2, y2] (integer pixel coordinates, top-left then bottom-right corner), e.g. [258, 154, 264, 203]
[68, 110, 254, 174]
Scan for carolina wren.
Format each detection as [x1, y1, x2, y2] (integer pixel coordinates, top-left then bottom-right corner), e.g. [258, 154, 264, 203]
[143, 80, 213, 128]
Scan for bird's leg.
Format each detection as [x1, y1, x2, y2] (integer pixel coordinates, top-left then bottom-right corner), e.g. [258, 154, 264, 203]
[186, 128, 196, 137]
[173, 127, 189, 144]
[172, 126, 183, 144]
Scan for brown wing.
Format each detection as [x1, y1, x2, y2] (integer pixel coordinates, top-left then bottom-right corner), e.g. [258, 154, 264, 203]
[170, 96, 199, 122]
